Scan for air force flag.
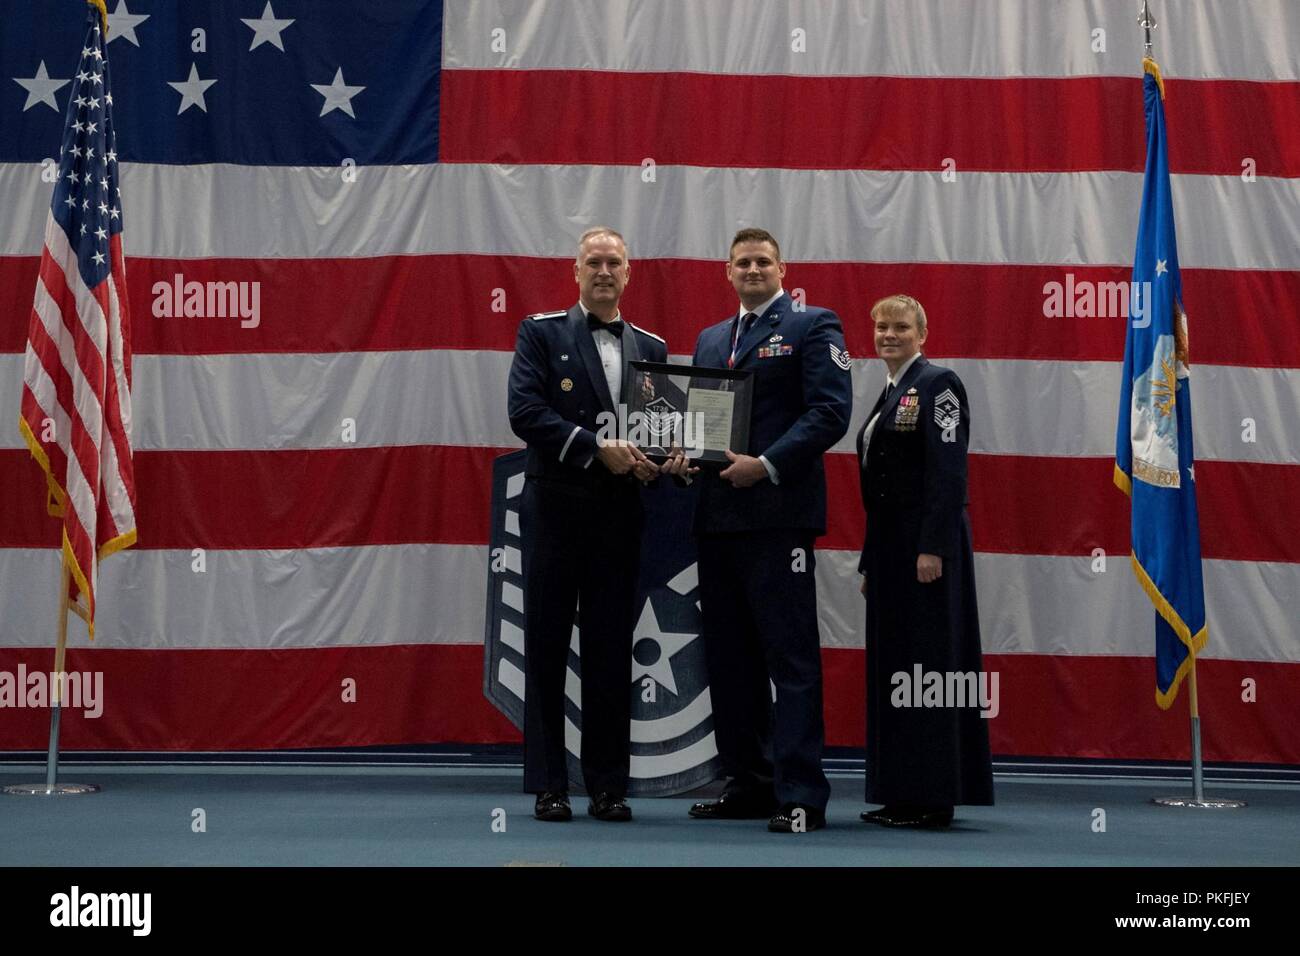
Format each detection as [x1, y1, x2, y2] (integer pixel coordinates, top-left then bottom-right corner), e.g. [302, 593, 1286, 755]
[1114, 59, 1208, 709]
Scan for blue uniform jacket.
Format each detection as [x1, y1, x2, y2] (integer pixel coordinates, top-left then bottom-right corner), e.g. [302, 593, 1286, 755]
[507, 304, 668, 492]
[691, 292, 853, 534]
[856, 355, 972, 570]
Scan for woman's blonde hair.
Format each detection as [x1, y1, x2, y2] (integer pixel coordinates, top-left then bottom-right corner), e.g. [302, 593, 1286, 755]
[870, 294, 927, 335]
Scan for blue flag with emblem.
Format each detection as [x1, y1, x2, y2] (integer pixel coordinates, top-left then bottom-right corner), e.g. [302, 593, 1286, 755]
[1114, 59, 1208, 709]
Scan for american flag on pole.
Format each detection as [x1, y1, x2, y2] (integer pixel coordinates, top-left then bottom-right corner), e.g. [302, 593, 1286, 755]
[17, 1, 136, 638]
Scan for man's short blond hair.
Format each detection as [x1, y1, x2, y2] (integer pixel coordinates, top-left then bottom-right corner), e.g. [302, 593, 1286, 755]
[577, 227, 628, 262]
[870, 294, 927, 335]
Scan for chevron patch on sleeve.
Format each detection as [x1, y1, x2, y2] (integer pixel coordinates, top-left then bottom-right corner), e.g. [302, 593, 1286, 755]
[934, 387, 961, 428]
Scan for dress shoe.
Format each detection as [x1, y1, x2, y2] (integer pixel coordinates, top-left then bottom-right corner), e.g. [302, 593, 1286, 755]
[534, 791, 572, 822]
[587, 792, 632, 822]
[688, 792, 778, 820]
[877, 805, 953, 829]
[859, 806, 891, 824]
[768, 803, 826, 833]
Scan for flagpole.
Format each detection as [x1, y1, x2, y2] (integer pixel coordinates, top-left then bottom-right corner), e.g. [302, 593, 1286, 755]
[1187, 659, 1204, 802]
[46, 555, 73, 788]
[1154, 647, 1242, 808]
[1139, 0, 1155, 58]
[1131, 2, 1241, 811]
[3, 552, 100, 797]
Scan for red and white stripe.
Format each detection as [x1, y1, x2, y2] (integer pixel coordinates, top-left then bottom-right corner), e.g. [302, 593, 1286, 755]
[18, 214, 136, 634]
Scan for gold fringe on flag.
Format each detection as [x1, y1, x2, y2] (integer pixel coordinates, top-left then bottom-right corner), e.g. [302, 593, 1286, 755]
[1143, 56, 1166, 100]
[87, 0, 108, 35]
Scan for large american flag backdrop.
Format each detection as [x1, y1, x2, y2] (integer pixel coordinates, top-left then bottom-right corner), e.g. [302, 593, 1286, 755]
[2, 1, 1297, 763]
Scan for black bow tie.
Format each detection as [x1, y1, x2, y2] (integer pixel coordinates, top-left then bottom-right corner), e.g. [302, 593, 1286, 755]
[588, 315, 625, 336]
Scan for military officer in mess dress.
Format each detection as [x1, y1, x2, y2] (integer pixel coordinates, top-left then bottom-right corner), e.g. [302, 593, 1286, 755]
[506, 227, 668, 823]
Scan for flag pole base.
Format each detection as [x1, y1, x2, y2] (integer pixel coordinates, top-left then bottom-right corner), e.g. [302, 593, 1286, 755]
[3, 783, 101, 796]
[1150, 708, 1244, 806]
[1152, 795, 1246, 809]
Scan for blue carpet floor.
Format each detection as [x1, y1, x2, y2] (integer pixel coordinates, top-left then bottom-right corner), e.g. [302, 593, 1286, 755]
[2, 765, 1296, 866]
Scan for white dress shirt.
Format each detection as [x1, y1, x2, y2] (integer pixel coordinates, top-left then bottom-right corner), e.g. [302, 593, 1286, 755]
[585, 306, 623, 408]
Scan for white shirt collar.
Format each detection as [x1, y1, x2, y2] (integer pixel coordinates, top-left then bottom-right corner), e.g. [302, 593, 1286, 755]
[738, 289, 784, 323]
[579, 301, 622, 325]
[888, 351, 923, 387]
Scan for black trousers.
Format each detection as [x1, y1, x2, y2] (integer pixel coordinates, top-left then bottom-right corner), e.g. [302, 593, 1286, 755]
[520, 478, 641, 796]
[697, 530, 830, 811]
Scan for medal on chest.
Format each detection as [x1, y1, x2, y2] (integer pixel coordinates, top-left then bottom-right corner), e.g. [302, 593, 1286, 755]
[893, 388, 920, 431]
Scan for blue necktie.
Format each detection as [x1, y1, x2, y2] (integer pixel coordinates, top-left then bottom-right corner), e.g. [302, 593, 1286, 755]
[728, 313, 756, 368]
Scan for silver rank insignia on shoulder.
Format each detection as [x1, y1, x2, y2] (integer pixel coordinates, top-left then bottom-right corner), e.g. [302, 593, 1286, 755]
[933, 387, 961, 429]
[529, 309, 567, 321]
[630, 322, 665, 344]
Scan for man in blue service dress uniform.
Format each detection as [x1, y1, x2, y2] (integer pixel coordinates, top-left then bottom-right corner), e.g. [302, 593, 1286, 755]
[672, 228, 852, 832]
[507, 227, 668, 822]
[856, 294, 994, 829]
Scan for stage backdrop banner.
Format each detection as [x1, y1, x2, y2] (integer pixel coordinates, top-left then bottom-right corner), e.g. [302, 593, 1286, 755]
[482, 450, 722, 795]
[1, 0, 1298, 764]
